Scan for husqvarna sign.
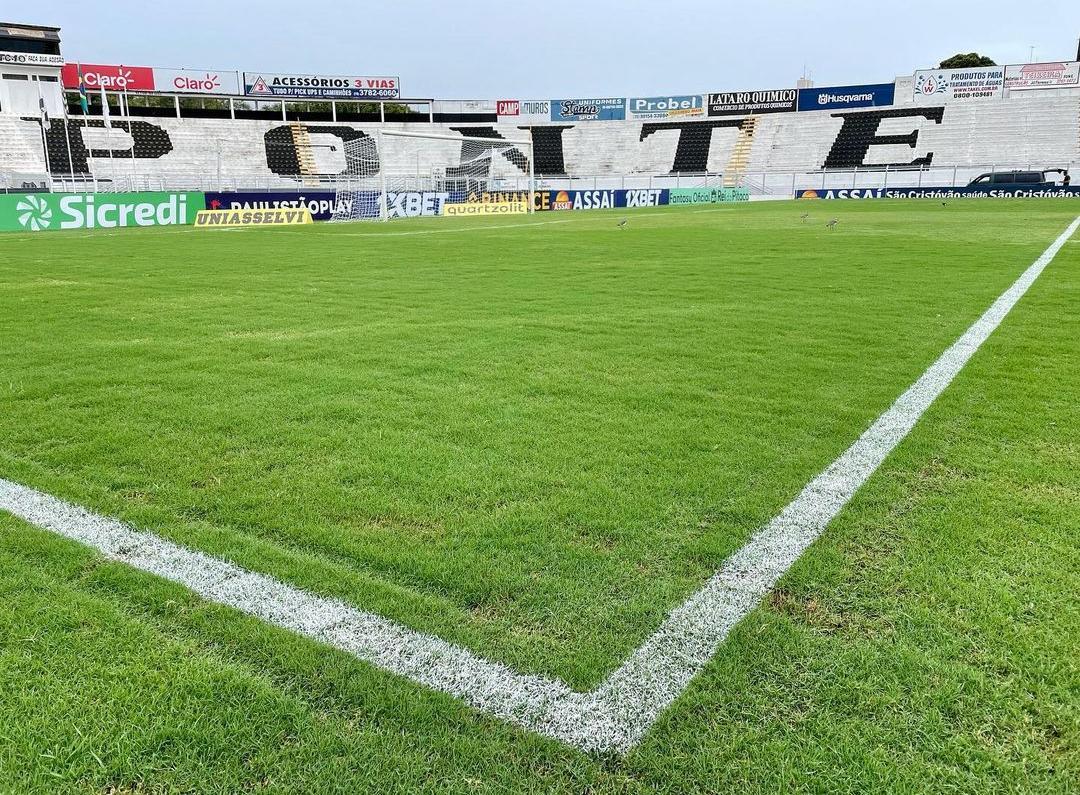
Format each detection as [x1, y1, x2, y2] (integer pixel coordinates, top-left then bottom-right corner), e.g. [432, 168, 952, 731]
[796, 83, 895, 111]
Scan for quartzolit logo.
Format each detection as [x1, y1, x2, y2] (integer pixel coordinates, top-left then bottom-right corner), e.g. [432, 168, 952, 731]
[16, 194, 52, 231]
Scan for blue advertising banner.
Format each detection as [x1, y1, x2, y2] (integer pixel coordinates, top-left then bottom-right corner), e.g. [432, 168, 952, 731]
[206, 190, 463, 220]
[206, 191, 344, 221]
[550, 97, 626, 121]
[208, 188, 676, 218]
[796, 83, 896, 112]
[543, 188, 668, 210]
[796, 186, 1080, 199]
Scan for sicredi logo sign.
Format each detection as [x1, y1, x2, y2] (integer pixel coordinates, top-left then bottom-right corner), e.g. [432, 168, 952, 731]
[1, 192, 200, 233]
[628, 95, 704, 119]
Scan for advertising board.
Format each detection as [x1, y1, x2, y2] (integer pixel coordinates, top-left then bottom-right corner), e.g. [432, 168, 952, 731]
[627, 95, 705, 120]
[708, 89, 796, 115]
[153, 68, 241, 95]
[244, 72, 400, 99]
[550, 98, 626, 121]
[796, 83, 895, 111]
[795, 186, 1080, 199]
[61, 63, 156, 91]
[195, 208, 313, 227]
[913, 67, 1004, 101]
[0, 192, 203, 232]
[1004, 62, 1080, 89]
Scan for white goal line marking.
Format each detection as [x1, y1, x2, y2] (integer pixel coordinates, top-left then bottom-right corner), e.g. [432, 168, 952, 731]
[2, 216, 1076, 755]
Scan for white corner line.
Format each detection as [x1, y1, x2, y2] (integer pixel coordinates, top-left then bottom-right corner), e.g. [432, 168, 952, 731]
[2, 216, 1076, 755]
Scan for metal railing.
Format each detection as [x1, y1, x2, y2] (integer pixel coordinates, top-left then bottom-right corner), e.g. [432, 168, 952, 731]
[19, 161, 1079, 197]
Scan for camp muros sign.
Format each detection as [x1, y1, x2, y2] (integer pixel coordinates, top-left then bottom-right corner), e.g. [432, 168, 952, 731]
[0, 192, 202, 232]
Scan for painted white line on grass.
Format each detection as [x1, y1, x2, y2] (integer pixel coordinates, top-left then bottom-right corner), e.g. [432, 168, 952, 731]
[2, 216, 1076, 754]
[134, 219, 574, 238]
[271, 219, 574, 238]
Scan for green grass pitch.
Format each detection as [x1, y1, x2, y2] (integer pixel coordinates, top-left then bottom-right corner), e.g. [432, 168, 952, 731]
[0, 200, 1077, 792]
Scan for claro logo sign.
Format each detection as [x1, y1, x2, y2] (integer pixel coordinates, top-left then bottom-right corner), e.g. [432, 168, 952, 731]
[61, 63, 156, 91]
[174, 73, 220, 91]
[153, 68, 241, 95]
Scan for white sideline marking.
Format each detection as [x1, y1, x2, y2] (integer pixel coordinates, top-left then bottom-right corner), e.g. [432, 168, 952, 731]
[2, 216, 1076, 754]
[269, 218, 574, 237]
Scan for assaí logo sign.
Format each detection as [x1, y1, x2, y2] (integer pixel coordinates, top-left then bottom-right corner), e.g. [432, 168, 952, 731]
[797, 189, 885, 199]
[549, 189, 618, 210]
[3, 193, 197, 232]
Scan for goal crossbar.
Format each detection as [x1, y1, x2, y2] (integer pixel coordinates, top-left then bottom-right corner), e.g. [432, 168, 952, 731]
[379, 129, 532, 147]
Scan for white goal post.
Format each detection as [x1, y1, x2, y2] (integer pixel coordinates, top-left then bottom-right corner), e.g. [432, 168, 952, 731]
[331, 129, 535, 222]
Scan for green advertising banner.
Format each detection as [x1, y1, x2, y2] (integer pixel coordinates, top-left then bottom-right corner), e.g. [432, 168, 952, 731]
[668, 187, 749, 205]
[0, 192, 205, 232]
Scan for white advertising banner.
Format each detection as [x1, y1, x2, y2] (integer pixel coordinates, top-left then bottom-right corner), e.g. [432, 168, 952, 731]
[244, 72, 399, 99]
[0, 51, 64, 67]
[913, 66, 1004, 101]
[152, 67, 241, 95]
[1004, 61, 1080, 90]
[432, 99, 496, 115]
[516, 99, 551, 124]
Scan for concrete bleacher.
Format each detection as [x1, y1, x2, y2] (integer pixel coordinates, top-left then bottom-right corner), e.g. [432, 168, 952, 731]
[2, 94, 1078, 194]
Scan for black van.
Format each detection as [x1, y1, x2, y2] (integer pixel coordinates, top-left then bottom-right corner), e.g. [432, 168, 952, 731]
[966, 170, 1056, 188]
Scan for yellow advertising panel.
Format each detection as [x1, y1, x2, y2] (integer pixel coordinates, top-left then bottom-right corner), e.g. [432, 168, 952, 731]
[194, 208, 314, 227]
[442, 201, 529, 217]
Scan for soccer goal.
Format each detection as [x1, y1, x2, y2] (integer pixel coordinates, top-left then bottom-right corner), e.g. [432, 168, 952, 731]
[330, 130, 534, 222]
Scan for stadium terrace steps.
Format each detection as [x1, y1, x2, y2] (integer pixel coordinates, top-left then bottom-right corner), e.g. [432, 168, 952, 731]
[0, 115, 45, 174]
[289, 123, 321, 187]
[723, 117, 758, 187]
[1, 96, 1078, 188]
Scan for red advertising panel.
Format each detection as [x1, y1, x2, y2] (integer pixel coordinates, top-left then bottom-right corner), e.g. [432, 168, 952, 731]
[497, 100, 520, 116]
[61, 63, 156, 91]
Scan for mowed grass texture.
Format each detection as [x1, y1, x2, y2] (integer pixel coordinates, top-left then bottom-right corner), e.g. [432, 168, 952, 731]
[0, 200, 1077, 792]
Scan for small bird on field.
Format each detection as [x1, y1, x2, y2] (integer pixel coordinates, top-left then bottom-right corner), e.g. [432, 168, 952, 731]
[617, 218, 628, 229]
[800, 212, 810, 222]
[826, 218, 839, 230]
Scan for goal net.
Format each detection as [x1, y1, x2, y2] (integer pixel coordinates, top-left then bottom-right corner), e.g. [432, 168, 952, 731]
[330, 130, 534, 222]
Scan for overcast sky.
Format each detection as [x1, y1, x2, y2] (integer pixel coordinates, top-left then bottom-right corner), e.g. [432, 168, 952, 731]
[26, 0, 1080, 98]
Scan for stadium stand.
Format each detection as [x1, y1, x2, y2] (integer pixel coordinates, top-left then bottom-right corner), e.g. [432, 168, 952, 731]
[8, 95, 1073, 194]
